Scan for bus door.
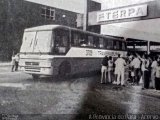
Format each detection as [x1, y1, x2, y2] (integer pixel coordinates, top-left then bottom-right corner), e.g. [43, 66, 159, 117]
[53, 28, 70, 55]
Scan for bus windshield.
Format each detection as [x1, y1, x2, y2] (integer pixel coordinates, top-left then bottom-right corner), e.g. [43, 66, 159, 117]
[20, 31, 36, 53]
[33, 31, 52, 53]
[20, 31, 52, 53]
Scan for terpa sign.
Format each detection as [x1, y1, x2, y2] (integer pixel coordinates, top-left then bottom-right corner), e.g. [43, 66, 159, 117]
[97, 4, 148, 22]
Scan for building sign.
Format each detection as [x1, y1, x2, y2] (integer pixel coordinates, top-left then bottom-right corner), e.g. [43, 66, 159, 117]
[97, 4, 148, 22]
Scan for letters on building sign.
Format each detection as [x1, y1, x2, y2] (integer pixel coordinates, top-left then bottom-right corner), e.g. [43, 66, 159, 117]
[97, 4, 148, 22]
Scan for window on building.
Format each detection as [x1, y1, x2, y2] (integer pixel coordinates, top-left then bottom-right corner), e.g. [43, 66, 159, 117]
[41, 7, 55, 20]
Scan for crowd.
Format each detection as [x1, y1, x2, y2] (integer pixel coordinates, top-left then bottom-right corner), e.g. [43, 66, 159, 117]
[101, 53, 160, 90]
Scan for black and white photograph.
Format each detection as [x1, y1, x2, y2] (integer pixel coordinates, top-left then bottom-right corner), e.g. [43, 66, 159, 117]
[0, 0, 160, 120]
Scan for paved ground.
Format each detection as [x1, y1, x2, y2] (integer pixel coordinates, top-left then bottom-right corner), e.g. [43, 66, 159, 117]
[0, 65, 160, 120]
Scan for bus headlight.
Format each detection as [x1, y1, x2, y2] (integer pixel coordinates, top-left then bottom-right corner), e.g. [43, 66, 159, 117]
[40, 62, 52, 67]
[19, 60, 25, 66]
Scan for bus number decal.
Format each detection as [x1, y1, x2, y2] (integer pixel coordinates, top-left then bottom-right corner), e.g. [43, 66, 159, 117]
[86, 50, 93, 56]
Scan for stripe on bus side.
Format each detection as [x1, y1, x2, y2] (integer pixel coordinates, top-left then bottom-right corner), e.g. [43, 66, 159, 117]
[66, 47, 127, 58]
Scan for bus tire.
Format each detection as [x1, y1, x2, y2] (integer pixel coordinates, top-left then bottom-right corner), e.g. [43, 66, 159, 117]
[58, 61, 71, 77]
[32, 74, 40, 79]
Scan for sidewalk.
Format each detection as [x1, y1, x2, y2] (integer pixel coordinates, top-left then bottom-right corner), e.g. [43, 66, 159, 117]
[0, 62, 11, 66]
[125, 84, 160, 99]
[0, 62, 12, 73]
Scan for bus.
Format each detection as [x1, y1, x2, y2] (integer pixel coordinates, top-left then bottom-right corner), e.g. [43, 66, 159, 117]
[19, 25, 127, 79]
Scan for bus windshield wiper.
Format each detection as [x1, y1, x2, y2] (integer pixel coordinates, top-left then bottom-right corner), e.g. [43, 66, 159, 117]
[37, 45, 42, 55]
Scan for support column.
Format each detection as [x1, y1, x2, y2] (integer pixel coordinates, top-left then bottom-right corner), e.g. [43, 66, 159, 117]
[83, 0, 89, 31]
[147, 41, 150, 55]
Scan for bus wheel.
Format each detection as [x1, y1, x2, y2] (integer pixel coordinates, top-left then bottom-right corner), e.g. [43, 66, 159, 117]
[32, 74, 40, 79]
[58, 61, 71, 77]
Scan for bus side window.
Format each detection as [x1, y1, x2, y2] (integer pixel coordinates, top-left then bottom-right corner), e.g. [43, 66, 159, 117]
[55, 29, 69, 54]
[88, 35, 94, 47]
[71, 31, 80, 46]
[103, 38, 108, 49]
[122, 42, 126, 50]
[80, 33, 87, 47]
[93, 37, 99, 48]
[119, 42, 122, 50]
[107, 39, 113, 49]
[99, 38, 104, 48]
[114, 41, 120, 50]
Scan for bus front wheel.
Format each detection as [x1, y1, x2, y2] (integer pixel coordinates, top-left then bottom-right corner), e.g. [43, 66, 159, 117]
[58, 61, 71, 77]
[32, 74, 40, 79]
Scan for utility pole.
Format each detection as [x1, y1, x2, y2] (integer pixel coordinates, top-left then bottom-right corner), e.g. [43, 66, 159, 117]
[147, 41, 150, 55]
[83, 0, 89, 31]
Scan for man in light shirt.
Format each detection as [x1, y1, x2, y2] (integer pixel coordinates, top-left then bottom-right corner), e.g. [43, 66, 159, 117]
[131, 54, 141, 85]
[151, 56, 158, 89]
[115, 54, 126, 86]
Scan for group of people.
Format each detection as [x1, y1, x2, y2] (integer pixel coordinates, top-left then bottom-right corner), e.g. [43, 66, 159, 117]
[101, 53, 160, 90]
[129, 53, 160, 90]
[101, 54, 126, 86]
[11, 53, 20, 72]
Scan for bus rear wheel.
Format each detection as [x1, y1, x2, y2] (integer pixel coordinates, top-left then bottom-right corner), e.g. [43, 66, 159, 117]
[32, 74, 40, 79]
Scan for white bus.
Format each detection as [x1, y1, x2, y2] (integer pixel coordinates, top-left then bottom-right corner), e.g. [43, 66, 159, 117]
[19, 25, 127, 79]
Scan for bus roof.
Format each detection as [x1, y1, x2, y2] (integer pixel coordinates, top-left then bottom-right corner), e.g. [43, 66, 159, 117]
[24, 25, 61, 32]
[24, 24, 125, 41]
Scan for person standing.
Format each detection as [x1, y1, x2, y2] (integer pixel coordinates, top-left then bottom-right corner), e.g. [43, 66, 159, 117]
[108, 56, 113, 83]
[115, 54, 126, 86]
[138, 54, 150, 89]
[127, 55, 134, 82]
[101, 56, 108, 84]
[130, 66, 135, 85]
[155, 61, 160, 90]
[112, 61, 118, 85]
[15, 53, 20, 71]
[151, 56, 158, 89]
[131, 54, 141, 85]
[11, 54, 16, 72]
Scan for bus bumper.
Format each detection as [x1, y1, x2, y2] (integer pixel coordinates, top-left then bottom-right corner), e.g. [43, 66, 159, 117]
[19, 66, 53, 76]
